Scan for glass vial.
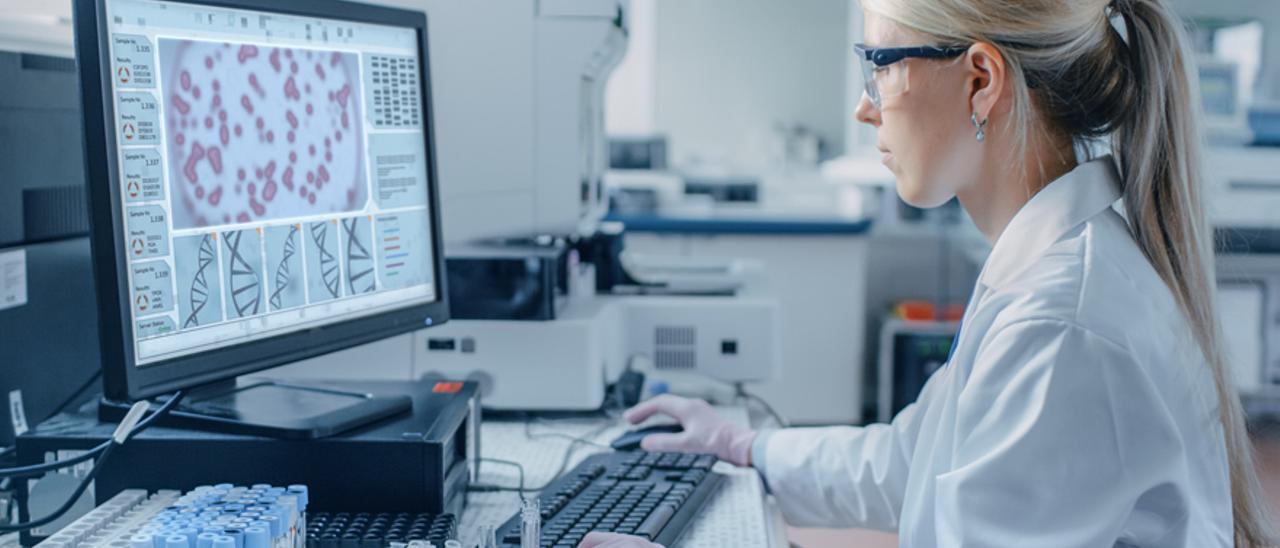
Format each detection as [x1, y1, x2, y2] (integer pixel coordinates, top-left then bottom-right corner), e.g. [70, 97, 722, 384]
[520, 499, 541, 548]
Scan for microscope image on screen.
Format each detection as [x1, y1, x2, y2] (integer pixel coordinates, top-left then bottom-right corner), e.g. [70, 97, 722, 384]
[159, 39, 368, 229]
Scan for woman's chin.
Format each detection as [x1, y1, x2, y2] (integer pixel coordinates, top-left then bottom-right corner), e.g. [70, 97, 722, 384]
[895, 180, 952, 209]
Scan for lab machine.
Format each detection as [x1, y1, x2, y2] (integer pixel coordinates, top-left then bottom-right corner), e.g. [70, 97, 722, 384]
[257, 0, 782, 412]
[0, 49, 101, 448]
[75, 0, 450, 438]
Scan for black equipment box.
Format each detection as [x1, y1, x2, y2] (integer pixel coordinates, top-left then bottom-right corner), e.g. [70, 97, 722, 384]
[445, 242, 569, 321]
[16, 380, 479, 546]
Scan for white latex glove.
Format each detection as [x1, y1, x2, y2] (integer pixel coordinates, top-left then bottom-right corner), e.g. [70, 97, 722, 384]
[622, 394, 757, 467]
[578, 532, 663, 548]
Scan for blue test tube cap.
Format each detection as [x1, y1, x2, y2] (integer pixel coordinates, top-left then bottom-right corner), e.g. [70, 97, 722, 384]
[222, 528, 244, 548]
[259, 515, 281, 537]
[165, 534, 189, 548]
[196, 533, 218, 548]
[286, 485, 308, 509]
[177, 527, 200, 546]
[211, 537, 236, 548]
[243, 527, 269, 548]
[248, 522, 270, 539]
[214, 484, 234, 490]
[130, 534, 154, 548]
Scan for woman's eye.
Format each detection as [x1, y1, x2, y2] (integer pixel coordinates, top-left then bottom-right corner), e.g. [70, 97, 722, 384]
[872, 66, 889, 76]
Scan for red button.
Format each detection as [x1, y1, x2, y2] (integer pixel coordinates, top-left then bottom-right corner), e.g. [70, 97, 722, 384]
[432, 382, 463, 394]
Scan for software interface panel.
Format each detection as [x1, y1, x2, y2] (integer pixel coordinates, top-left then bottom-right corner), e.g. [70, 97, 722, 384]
[107, 0, 436, 365]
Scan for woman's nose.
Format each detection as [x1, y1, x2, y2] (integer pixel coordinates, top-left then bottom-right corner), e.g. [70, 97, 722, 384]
[854, 92, 880, 127]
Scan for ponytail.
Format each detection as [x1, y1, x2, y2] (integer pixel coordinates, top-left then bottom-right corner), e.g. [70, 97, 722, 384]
[1111, 1, 1274, 545]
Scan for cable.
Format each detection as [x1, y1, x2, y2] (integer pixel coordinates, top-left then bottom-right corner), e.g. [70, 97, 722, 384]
[0, 391, 185, 532]
[525, 419, 611, 449]
[469, 458, 528, 503]
[469, 394, 624, 502]
[45, 370, 103, 421]
[732, 382, 788, 428]
[523, 419, 615, 493]
[0, 392, 185, 479]
[0, 391, 185, 533]
[0, 438, 116, 533]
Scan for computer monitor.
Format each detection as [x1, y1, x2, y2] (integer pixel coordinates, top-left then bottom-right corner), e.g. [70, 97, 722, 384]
[73, 0, 449, 438]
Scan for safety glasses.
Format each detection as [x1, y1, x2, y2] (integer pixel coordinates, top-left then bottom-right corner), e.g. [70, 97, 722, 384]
[854, 44, 969, 109]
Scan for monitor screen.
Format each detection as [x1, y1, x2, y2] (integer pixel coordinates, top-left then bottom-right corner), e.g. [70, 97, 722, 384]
[95, 0, 442, 371]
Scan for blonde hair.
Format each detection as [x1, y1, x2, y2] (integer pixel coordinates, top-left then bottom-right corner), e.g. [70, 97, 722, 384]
[860, 0, 1273, 544]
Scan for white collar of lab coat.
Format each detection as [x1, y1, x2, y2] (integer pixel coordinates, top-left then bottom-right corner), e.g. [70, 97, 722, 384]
[978, 155, 1123, 290]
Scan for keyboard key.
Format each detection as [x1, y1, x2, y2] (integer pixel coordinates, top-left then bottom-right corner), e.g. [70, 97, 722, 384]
[634, 505, 676, 540]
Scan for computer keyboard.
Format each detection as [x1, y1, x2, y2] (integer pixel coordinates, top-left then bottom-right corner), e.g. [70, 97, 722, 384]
[494, 451, 723, 547]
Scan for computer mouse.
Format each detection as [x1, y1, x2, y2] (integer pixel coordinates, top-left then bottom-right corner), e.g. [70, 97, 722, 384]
[610, 423, 684, 451]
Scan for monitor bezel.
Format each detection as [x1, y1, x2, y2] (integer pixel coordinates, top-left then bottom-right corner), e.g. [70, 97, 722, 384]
[74, 0, 450, 401]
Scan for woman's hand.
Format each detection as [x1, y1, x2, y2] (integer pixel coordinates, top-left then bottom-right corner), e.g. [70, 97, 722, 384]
[623, 394, 758, 467]
[577, 532, 663, 548]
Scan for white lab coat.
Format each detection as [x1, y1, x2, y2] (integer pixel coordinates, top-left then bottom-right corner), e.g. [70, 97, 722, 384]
[758, 157, 1234, 546]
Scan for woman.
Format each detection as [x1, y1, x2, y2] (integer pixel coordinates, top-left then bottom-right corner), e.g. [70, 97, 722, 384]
[581, 0, 1271, 546]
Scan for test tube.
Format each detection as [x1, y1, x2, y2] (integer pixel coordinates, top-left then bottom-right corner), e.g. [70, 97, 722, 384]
[243, 526, 269, 548]
[222, 528, 244, 548]
[211, 537, 235, 548]
[259, 515, 281, 537]
[286, 486, 308, 510]
[197, 532, 218, 548]
[478, 525, 497, 548]
[443, 541, 461, 548]
[165, 534, 190, 548]
[520, 499, 540, 548]
[130, 534, 154, 548]
[178, 527, 200, 547]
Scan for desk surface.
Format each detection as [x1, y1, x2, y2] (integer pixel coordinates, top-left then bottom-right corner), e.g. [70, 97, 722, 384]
[462, 408, 786, 547]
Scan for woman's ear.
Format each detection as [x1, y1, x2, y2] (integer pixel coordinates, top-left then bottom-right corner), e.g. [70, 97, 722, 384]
[966, 42, 1007, 122]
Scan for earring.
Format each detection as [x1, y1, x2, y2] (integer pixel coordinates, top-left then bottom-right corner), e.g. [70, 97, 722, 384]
[971, 113, 989, 143]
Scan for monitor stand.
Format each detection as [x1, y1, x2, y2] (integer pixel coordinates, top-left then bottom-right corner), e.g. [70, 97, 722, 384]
[99, 378, 412, 439]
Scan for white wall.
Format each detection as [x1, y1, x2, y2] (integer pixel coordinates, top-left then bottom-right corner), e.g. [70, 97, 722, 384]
[605, 0, 657, 136]
[0, 0, 74, 58]
[647, 0, 849, 172]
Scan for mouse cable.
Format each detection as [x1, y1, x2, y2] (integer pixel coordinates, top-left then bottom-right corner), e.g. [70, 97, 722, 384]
[468, 458, 528, 504]
[731, 382, 789, 428]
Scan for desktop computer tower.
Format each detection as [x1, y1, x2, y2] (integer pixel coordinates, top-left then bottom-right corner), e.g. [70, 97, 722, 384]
[15, 380, 479, 546]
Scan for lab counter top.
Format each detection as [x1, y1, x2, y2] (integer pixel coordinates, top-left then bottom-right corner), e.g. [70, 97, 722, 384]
[604, 210, 873, 236]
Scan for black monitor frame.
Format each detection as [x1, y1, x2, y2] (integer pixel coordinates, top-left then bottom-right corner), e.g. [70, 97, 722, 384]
[74, 0, 450, 403]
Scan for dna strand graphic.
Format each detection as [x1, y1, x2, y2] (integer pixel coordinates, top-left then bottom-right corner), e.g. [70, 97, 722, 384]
[311, 222, 341, 299]
[223, 230, 261, 317]
[270, 226, 298, 310]
[182, 234, 215, 328]
[342, 217, 375, 294]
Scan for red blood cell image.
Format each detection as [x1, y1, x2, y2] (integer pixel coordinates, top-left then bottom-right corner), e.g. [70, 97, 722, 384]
[161, 39, 367, 229]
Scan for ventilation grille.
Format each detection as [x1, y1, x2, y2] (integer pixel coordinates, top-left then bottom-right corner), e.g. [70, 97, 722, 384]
[24, 186, 88, 241]
[654, 325, 696, 370]
[21, 53, 75, 73]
